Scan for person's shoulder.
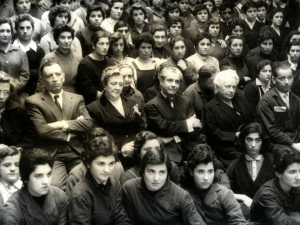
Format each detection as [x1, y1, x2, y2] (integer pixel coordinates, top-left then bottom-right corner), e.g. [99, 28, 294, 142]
[145, 94, 160, 107]
[48, 186, 67, 198]
[123, 177, 142, 190]
[26, 92, 44, 103]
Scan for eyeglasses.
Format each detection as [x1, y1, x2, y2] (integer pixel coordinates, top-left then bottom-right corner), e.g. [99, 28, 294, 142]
[118, 29, 129, 33]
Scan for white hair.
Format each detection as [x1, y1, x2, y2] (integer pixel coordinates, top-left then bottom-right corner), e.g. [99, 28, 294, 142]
[214, 69, 240, 91]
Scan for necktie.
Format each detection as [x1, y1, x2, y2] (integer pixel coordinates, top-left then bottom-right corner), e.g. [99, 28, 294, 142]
[283, 94, 289, 108]
[54, 95, 62, 111]
[166, 97, 174, 108]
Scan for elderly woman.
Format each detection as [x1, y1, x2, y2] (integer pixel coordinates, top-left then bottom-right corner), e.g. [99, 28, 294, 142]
[220, 35, 250, 87]
[87, 66, 146, 151]
[227, 123, 274, 207]
[77, 31, 115, 104]
[107, 32, 134, 65]
[0, 145, 22, 208]
[76, 5, 106, 57]
[130, 33, 166, 94]
[101, 0, 124, 34]
[40, 24, 81, 93]
[121, 131, 180, 185]
[69, 137, 131, 225]
[0, 148, 68, 224]
[182, 144, 248, 225]
[203, 69, 253, 167]
[122, 148, 206, 225]
[244, 60, 272, 112]
[40, 5, 82, 58]
[250, 147, 300, 224]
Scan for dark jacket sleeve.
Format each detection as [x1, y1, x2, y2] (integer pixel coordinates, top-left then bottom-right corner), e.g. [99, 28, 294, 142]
[244, 82, 260, 112]
[122, 185, 138, 225]
[114, 180, 132, 225]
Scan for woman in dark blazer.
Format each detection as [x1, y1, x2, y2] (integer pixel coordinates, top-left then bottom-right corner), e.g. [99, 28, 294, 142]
[203, 69, 253, 168]
[244, 60, 273, 113]
[227, 123, 274, 206]
[87, 66, 145, 168]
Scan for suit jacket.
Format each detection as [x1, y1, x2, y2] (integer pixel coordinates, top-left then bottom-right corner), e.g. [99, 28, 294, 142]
[25, 91, 92, 155]
[256, 88, 300, 146]
[0, 186, 68, 225]
[87, 93, 146, 148]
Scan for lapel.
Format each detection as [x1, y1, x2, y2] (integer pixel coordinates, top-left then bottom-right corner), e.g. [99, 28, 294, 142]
[18, 188, 52, 225]
[272, 89, 290, 112]
[100, 93, 127, 119]
[156, 93, 177, 119]
[203, 183, 220, 205]
[62, 91, 74, 120]
[41, 91, 62, 121]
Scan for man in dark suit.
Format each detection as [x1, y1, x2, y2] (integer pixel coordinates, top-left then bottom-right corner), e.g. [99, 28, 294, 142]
[145, 65, 202, 163]
[256, 61, 300, 152]
[25, 61, 93, 190]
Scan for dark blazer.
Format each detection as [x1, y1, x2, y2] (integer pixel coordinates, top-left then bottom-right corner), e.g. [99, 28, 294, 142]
[69, 171, 131, 225]
[226, 154, 274, 199]
[122, 178, 206, 225]
[87, 93, 146, 147]
[187, 183, 248, 225]
[0, 186, 68, 225]
[256, 88, 300, 146]
[250, 178, 300, 225]
[1, 100, 35, 148]
[203, 93, 253, 167]
[25, 91, 93, 155]
[243, 20, 263, 49]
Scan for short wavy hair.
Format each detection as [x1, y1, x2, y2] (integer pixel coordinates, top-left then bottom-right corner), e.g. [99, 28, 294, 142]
[53, 24, 75, 45]
[86, 5, 105, 25]
[48, 5, 71, 28]
[274, 147, 300, 174]
[15, 13, 34, 30]
[101, 65, 122, 87]
[136, 32, 155, 49]
[214, 69, 239, 90]
[0, 145, 20, 162]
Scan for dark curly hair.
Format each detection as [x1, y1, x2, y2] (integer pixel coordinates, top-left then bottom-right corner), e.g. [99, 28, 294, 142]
[53, 24, 74, 45]
[136, 32, 155, 49]
[274, 147, 300, 174]
[82, 137, 117, 167]
[86, 5, 105, 25]
[19, 148, 54, 184]
[48, 5, 71, 28]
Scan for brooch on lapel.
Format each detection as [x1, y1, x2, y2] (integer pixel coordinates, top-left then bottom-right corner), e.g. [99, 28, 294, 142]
[131, 104, 141, 117]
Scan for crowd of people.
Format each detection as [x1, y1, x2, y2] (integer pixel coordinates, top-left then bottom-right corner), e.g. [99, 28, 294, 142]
[1, 0, 300, 224]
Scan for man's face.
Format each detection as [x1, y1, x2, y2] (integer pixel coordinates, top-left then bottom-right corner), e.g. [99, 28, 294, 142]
[0, 82, 10, 108]
[153, 31, 166, 48]
[274, 68, 293, 93]
[245, 7, 257, 22]
[42, 64, 65, 94]
[16, 0, 31, 14]
[160, 71, 181, 97]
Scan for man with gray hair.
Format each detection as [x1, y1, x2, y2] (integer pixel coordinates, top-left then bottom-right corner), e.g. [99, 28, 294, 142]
[145, 65, 202, 163]
[256, 61, 300, 152]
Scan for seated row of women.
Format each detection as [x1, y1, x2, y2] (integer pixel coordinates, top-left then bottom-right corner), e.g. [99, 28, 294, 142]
[1, 124, 300, 224]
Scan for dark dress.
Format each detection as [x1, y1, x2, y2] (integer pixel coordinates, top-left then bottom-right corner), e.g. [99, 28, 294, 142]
[226, 154, 274, 199]
[203, 93, 253, 167]
[77, 56, 115, 104]
[131, 61, 156, 94]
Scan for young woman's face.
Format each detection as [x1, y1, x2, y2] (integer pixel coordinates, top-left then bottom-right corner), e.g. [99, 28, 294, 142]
[291, 34, 300, 42]
[89, 11, 103, 28]
[272, 12, 283, 27]
[231, 25, 244, 36]
[260, 39, 273, 55]
[245, 132, 262, 158]
[0, 23, 11, 45]
[178, 0, 189, 13]
[27, 164, 52, 197]
[110, 2, 124, 20]
[117, 26, 129, 40]
[169, 22, 183, 36]
[132, 9, 145, 26]
[143, 163, 168, 191]
[94, 37, 110, 56]
[220, 8, 232, 22]
[208, 23, 220, 37]
[277, 163, 300, 191]
[89, 155, 116, 183]
[153, 31, 167, 48]
[172, 40, 186, 60]
[139, 42, 152, 59]
[0, 153, 20, 184]
[191, 162, 214, 190]
[245, 7, 257, 22]
[57, 31, 73, 51]
[83, 0, 95, 6]
[214, 0, 222, 8]
[196, 9, 209, 23]
[258, 65, 272, 83]
[140, 139, 161, 159]
[54, 12, 69, 27]
[16, 0, 31, 14]
[168, 9, 180, 18]
[288, 45, 300, 63]
[203, 1, 213, 13]
[60, 0, 72, 9]
[111, 38, 124, 56]
[152, 0, 164, 8]
[17, 20, 33, 42]
[229, 38, 243, 56]
[197, 38, 211, 56]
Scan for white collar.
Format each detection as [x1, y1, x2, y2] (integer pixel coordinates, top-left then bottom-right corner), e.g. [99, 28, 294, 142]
[13, 38, 37, 52]
[245, 154, 263, 161]
[276, 88, 289, 100]
[256, 78, 271, 91]
[0, 178, 22, 189]
[288, 55, 298, 70]
[49, 90, 64, 103]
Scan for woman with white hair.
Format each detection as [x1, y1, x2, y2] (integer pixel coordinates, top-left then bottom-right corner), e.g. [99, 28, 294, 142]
[203, 69, 253, 168]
